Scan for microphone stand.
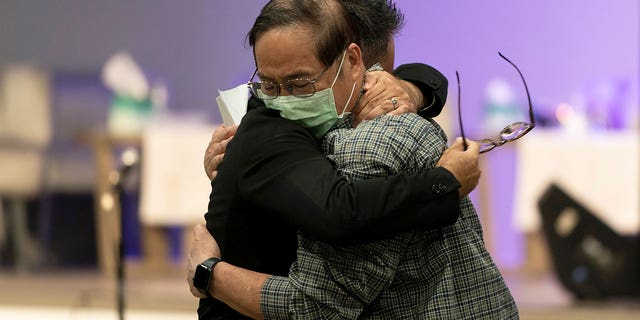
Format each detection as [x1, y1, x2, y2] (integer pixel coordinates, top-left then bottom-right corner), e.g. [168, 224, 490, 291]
[111, 148, 139, 320]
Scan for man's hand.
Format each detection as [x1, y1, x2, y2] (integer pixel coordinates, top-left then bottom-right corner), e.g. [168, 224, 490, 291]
[436, 138, 481, 198]
[352, 71, 424, 126]
[204, 124, 238, 180]
[187, 224, 221, 299]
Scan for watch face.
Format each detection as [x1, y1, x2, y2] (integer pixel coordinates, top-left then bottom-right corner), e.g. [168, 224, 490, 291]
[193, 263, 212, 292]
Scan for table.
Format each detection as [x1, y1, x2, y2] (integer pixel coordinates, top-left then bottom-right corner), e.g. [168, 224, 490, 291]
[513, 129, 639, 235]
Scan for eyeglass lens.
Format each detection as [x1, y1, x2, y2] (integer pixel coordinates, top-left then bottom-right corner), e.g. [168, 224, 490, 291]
[250, 81, 317, 100]
[248, 59, 336, 100]
[478, 122, 535, 153]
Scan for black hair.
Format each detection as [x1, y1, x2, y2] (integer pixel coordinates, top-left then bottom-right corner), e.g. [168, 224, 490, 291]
[342, 0, 405, 67]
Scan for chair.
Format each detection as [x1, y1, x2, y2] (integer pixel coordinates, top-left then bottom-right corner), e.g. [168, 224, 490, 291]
[0, 65, 52, 270]
[538, 183, 640, 299]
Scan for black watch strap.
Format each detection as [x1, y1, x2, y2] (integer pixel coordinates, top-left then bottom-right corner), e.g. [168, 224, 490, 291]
[202, 257, 222, 269]
[194, 257, 222, 297]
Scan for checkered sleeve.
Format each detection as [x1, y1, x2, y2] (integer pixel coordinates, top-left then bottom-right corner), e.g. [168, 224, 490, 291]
[260, 245, 371, 319]
[260, 276, 291, 319]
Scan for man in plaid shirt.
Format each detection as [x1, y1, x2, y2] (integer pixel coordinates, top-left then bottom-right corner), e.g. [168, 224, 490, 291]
[259, 111, 518, 319]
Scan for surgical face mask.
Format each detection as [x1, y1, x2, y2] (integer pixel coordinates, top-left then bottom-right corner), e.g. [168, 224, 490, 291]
[264, 50, 357, 139]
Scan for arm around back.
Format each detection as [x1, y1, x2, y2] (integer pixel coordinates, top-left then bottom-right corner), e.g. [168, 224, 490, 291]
[235, 107, 461, 244]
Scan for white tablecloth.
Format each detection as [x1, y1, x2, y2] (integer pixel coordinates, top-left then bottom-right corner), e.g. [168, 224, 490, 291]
[513, 129, 639, 235]
[139, 120, 215, 226]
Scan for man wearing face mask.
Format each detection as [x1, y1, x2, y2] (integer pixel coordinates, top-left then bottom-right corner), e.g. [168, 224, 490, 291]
[189, 0, 517, 319]
[254, 50, 357, 139]
[204, 0, 447, 181]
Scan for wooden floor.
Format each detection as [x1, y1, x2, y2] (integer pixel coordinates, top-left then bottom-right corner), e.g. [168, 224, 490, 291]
[0, 264, 639, 320]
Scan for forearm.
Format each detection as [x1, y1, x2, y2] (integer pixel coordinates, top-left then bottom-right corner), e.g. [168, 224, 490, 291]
[210, 262, 269, 320]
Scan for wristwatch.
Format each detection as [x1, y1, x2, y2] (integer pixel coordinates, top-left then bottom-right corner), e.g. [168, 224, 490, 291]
[193, 257, 221, 297]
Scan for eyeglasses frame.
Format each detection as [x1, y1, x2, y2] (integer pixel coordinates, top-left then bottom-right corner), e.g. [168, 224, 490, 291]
[247, 64, 333, 100]
[457, 52, 535, 153]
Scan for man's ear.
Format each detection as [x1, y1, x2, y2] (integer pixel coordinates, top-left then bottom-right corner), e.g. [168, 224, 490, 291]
[346, 43, 364, 80]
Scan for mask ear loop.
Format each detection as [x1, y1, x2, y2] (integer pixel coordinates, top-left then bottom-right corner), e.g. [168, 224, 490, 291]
[338, 80, 357, 118]
[331, 48, 353, 118]
[330, 49, 348, 88]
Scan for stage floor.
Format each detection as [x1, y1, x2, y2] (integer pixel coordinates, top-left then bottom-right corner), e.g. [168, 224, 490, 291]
[0, 266, 639, 320]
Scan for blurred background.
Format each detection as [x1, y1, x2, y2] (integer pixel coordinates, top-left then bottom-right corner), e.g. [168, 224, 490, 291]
[0, 0, 638, 319]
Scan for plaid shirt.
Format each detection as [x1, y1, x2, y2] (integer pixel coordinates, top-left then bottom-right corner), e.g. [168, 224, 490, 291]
[260, 113, 519, 319]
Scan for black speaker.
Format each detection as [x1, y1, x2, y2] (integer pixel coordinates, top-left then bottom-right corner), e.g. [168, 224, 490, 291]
[538, 183, 639, 299]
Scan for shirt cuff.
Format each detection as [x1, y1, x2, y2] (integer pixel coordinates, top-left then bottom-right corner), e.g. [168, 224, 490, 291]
[260, 276, 291, 320]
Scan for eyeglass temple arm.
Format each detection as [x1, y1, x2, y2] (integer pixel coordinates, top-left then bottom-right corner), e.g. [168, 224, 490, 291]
[498, 52, 535, 126]
[456, 71, 468, 151]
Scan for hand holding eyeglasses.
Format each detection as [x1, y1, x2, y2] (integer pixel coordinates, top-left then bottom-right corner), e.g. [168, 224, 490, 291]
[436, 137, 481, 198]
[457, 52, 535, 153]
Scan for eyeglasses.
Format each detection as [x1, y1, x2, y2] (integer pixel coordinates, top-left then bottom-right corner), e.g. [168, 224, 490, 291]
[457, 52, 535, 153]
[248, 65, 332, 100]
